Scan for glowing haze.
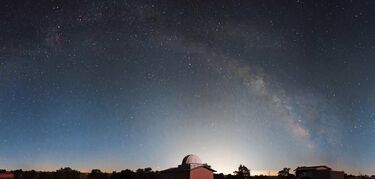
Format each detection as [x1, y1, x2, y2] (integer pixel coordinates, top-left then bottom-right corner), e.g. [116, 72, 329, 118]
[1, 0, 375, 176]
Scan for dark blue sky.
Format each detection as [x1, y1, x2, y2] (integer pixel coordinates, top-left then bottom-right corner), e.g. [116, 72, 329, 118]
[1, 0, 375, 175]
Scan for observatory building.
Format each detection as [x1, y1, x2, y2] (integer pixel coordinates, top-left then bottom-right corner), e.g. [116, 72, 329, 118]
[161, 154, 216, 179]
[295, 166, 344, 179]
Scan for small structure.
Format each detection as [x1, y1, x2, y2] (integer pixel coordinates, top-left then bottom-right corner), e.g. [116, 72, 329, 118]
[161, 154, 216, 179]
[295, 166, 344, 179]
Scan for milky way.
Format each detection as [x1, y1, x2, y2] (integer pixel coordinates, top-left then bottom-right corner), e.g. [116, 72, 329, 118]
[1, 0, 375, 175]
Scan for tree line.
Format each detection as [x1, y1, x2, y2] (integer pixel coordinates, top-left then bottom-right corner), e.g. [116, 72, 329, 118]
[2, 165, 374, 179]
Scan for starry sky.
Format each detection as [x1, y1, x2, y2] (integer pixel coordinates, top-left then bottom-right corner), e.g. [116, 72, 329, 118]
[1, 0, 375, 176]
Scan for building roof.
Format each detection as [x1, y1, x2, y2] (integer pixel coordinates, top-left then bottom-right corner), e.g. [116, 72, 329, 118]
[295, 166, 332, 171]
[182, 154, 202, 165]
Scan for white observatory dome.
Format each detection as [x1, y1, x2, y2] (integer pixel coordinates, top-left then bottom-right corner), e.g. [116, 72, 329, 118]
[181, 154, 202, 165]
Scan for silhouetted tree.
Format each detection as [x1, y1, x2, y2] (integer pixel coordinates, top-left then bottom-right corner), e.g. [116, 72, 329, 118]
[110, 169, 137, 179]
[214, 173, 226, 179]
[145, 168, 152, 173]
[278, 168, 290, 177]
[278, 168, 296, 179]
[88, 169, 108, 179]
[135, 168, 156, 179]
[149, 171, 160, 179]
[54, 167, 80, 179]
[234, 165, 250, 179]
[23, 170, 38, 179]
[38, 172, 53, 179]
[226, 174, 236, 179]
[11, 169, 23, 179]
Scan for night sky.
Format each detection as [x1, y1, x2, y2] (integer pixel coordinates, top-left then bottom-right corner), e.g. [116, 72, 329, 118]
[1, 0, 375, 175]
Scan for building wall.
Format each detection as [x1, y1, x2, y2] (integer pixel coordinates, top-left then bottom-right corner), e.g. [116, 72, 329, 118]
[296, 170, 330, 179]
[296, 170, 344, 179]
[0, 173, 14, 179]
[330, 171, 344, 179]
[312, 170, 330, 179]
[190, 167, 213, 179]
